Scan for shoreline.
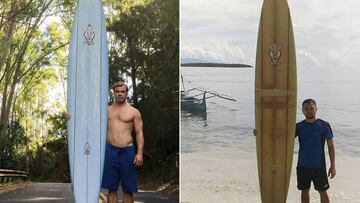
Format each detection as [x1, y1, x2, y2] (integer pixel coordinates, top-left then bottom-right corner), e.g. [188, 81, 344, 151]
[181, 148, 360, 203]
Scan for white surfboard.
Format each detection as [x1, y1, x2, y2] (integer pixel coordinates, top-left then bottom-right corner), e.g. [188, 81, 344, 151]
[67, 0, 108, 202]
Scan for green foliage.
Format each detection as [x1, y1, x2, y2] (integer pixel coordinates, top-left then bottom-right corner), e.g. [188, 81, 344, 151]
[30, 146, 56, 178]
[47, 113, 67, 138]
[29, 114, 69, 181]
[0, 120, 28, 170]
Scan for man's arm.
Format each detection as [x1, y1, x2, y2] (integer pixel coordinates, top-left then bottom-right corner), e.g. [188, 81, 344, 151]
[327, 139, 336, 178]
[133, 109, 144, 167]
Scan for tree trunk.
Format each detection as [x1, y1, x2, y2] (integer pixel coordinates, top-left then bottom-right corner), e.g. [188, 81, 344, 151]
[11, 91, 18, 122]
[0, 0, 17, 75]
[0, 58, 12, 133]
[131, 67, 138, 107]
[128, 37, 138, 106]
[0, 0, 52, 138]
[0, 60, 20, 138]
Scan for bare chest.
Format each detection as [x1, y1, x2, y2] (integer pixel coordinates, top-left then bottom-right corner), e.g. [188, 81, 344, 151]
[108, 109, 133, 124]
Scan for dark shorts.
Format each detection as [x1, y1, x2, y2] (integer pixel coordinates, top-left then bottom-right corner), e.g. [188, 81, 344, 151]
[101, 143, 138, 193]
[297, 167, 330, 191]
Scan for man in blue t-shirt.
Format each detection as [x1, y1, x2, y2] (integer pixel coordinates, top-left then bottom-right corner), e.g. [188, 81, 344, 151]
[296, 98, 336, 203]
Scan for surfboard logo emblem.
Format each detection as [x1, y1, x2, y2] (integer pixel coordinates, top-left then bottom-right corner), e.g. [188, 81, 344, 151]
[269, 41, 281, 67]
[270, 166, 278, 175]
[83, 24, 95, 46]
[84, 142, 91, 155]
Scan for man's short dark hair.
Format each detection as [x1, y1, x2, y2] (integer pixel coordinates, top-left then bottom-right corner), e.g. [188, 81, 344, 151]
[302, 98, 316, 107]
[112, 81, 128, 92]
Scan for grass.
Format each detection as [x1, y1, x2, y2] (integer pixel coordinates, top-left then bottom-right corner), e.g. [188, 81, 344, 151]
[0, 180, 31, 194]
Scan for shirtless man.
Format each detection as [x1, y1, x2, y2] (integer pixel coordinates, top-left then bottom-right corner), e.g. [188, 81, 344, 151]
[102, 81, 144, 203]
[65, 81, 144, 203]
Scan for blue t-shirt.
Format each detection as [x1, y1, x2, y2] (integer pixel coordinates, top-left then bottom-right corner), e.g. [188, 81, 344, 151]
[296, 119, 333, 168]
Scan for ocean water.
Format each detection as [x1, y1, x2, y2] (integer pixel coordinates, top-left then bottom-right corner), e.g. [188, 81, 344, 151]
[181, 66, 360, 156]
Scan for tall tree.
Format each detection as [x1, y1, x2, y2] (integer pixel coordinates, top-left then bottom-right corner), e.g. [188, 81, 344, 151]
[0, 0, 17, 75]
[0, 0, 67, 138]
[0, 0, 73, 172]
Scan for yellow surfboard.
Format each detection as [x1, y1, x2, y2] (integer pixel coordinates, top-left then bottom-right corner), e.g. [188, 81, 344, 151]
[255, 0, 297, 202]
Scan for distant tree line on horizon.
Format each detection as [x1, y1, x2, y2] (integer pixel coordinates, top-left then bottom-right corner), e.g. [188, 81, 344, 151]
[181, 62, 253, 68]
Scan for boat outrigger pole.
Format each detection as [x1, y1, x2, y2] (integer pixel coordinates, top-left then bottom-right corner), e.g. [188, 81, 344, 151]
[184, 87, 236, 102]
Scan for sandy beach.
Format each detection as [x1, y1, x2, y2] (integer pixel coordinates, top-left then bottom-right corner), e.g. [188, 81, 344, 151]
[180, 149, 360, 203]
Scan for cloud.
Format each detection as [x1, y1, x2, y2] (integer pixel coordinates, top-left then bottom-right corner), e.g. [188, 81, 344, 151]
[181, 0, 360, 73]
[181, 40, 246, 63]
[291, 0, 360, 34]
[297, 49, 319, 68]
[181, 0, 261, 65]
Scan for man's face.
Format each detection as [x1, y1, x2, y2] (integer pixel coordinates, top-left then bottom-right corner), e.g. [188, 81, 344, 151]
[302, 102, 317, 119]
[114, 86, 127, 103]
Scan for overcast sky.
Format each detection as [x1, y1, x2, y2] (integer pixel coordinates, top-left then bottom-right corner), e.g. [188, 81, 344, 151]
[181, 0, 360, 72]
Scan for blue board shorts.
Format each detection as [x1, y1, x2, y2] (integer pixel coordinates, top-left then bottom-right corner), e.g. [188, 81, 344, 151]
[102, 143, 138, 193]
